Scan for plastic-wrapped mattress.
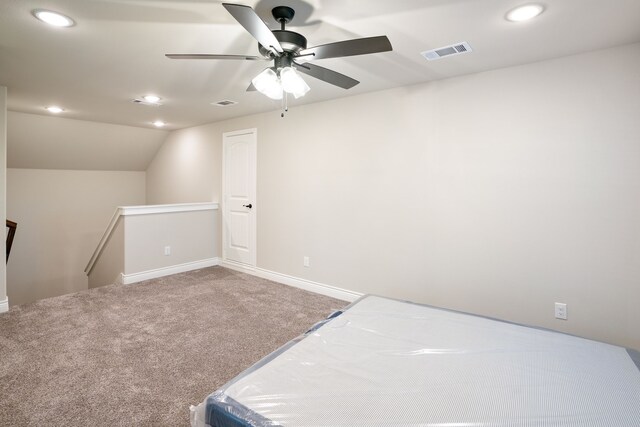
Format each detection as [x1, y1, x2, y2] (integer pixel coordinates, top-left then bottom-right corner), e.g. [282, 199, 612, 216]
[191, 295, 640, 426]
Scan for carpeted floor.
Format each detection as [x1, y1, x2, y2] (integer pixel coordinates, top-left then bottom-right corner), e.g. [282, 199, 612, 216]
[0, 266, 346, 426]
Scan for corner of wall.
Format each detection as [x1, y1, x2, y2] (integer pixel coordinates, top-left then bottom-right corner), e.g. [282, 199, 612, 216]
[144, 129, 173, 205]
[1, 86, 7, 307]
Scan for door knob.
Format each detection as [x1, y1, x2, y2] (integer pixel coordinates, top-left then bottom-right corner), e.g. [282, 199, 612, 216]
[243, 203, 252, 209]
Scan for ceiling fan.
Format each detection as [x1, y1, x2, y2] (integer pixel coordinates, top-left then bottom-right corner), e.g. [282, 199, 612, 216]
[166, 3, 393, 103]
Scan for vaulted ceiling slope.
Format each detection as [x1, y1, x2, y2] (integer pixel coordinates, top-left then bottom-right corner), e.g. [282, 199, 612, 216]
[1, 0, 640, 130]
[8, 112, 168, 171]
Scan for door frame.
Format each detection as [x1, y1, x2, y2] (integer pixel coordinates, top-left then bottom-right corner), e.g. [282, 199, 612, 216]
[222, 128, 257, 267]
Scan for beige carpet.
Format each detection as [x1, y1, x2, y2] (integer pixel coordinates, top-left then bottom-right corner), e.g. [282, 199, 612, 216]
[0, 266, 346, 426]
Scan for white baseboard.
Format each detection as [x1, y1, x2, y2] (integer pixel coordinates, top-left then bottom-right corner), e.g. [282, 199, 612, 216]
[119, 257, 362, 302]
[114, 273, 124, 286]
[220, 260, 362, 302]
[0, 297, 9, 314]
[121, 258, 220, 285]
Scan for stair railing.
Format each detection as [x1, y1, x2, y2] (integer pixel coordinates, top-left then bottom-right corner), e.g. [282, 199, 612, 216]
[6, 220, 17, 262]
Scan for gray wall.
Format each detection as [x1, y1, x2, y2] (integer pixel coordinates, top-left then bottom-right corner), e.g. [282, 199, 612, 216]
[7, 169, 146, 305]
[123, 210, 217, 275]
[145, 43, 640, 349]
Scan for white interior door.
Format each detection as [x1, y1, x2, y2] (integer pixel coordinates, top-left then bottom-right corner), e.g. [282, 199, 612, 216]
[223, 129, 257, 267]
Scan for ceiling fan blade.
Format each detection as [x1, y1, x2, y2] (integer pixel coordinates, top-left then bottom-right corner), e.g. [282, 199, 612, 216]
[299, 36, 392, 61]
[222, 3, 283, 55]
[165, 54, 265, 60]
[294, 63, 359, 90]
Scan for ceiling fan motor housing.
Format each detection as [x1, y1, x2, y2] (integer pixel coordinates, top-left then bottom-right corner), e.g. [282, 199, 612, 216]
[258, 30, 307, 57]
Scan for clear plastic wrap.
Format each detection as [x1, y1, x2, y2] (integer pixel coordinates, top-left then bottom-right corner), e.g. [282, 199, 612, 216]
[192, 295, 640, 427]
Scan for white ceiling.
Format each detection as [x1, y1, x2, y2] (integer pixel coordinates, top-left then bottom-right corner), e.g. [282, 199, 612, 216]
[1, 0, 639, 130]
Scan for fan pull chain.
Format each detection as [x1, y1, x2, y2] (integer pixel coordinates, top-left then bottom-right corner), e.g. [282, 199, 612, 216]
[281, 93, 289, 118]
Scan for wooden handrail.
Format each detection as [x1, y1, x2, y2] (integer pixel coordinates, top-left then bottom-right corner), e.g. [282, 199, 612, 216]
[6, 219, 17, 262]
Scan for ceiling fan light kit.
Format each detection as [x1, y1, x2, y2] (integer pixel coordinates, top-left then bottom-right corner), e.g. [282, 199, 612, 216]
[280, 67, 310, 99]
[166, 3, 392, 114]
[252, 68, 283, 100]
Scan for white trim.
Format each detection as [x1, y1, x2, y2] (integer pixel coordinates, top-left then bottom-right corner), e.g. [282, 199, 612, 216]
[85, 203, 219, 274]
[121, 258, 220, 285]
[120, 202, 219, 216]
[116, 258, 360, 303]
[220, 258, 256, 273]
[223, 128, 257, 138]
[114, 273, 124, 286]
[220, 260, 362, 302]
[0, 297, 8, 314]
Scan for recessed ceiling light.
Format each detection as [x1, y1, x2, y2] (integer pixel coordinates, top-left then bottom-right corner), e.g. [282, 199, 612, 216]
[152, 120, 166, 128]
[45, 106, 64, 114]
[506, 4, 544, 22]
[32, 9, 75, 27]
[143, 95, 161, 103]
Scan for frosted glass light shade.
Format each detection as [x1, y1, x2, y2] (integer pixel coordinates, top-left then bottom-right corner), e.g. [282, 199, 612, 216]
[280, 67, 310, 99]
[252, 68, 283, 100]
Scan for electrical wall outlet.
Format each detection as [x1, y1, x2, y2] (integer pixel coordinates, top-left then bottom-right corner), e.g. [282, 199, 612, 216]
[555, 302, 567, 320]
[164, 246, 171, 256]
[303, 256, 310, 267]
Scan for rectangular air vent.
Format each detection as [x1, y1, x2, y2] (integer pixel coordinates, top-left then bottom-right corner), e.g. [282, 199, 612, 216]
[421, 42, 473, 61]
[131, 98, 162, 106]
[212, 100, 238, 107]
